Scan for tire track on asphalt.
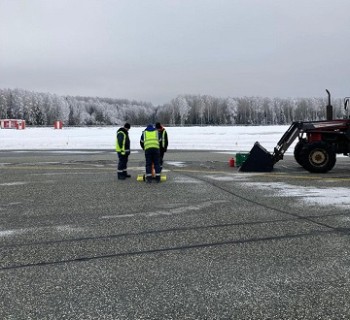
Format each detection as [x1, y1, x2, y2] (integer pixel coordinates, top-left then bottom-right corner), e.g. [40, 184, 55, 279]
[177, 170, 342, 231]
[0, 229, 338, 271]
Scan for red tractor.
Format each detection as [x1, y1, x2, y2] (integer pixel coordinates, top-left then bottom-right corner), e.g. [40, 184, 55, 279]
[240, 90, 350, 173]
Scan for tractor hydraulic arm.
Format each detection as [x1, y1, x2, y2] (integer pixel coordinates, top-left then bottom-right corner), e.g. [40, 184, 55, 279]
[272, 122, 302, 163]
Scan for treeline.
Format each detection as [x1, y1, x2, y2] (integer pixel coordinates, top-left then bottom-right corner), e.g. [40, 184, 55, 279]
[0, 88, 347, 126]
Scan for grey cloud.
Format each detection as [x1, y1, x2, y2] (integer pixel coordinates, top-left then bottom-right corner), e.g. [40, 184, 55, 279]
[1, 0, 350, 104]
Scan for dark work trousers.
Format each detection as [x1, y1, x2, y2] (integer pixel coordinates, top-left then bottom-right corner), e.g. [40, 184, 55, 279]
[159, 149, 165, 171]
[118, 154, 128, 173]
[145, 148, 161, 177]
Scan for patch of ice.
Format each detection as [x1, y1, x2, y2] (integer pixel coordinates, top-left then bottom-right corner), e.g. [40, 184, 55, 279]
[205, 173, 261, 181]
[103, 214, 134, 219]
[205, 176, 236, 181]
[56, 225, 84, 232]
[0, 230, 18, 237]
[101, 200, 227, 219]
[243, 182, 350, 209]
[167, 161, 187, 167]
[173, 176, 202, 184]
[0, 182, 27, 186]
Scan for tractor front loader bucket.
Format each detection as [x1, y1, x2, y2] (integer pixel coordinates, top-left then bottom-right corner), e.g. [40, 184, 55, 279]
[239, 142, 275, 172]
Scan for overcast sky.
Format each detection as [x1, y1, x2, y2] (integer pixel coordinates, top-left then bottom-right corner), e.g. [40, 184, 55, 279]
[1, 0, 350, 105]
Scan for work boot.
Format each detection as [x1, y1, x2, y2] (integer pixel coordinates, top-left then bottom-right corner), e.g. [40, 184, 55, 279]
[155, 175, 160, 183]
[118, 172, 126, 180]
[146, 176, 152, 183]
[124, 171, 131, 178]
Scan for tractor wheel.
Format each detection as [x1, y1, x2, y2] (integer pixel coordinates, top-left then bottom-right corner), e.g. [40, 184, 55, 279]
[294, 139, 307, 166]
[299, 142, 336, 173]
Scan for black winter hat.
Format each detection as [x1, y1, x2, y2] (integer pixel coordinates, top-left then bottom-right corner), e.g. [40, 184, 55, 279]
[124, 123, 131, 129]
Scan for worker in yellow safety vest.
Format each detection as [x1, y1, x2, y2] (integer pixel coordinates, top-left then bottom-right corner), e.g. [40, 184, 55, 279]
[155, 122, 168, 172]
[116, 123, 131, 180]
[140, 124, 161, 183]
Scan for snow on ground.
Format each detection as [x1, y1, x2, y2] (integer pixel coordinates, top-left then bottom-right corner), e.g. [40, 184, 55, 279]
[205, 173, 350, 209]
[0, 125, 349, 210]
[243, 182, 350, 209]
[0, 125, 291, 152]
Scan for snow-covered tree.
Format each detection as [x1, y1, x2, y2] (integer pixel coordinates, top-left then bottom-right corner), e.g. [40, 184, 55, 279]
[171, 95, 190, 126]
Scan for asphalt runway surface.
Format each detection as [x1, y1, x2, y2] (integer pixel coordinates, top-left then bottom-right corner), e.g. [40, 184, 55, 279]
[1, 150, 350, 319]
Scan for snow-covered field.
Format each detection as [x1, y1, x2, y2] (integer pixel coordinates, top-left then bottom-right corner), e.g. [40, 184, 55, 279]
[0, 125, 291, 152]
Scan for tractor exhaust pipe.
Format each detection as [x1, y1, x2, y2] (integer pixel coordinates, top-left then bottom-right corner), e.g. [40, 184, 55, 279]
[326, 89, 333, 120]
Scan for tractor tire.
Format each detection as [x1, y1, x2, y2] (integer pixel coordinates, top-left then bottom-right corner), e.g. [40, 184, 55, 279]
[294, 139, 307, 166]
[299, 142, 336, 173]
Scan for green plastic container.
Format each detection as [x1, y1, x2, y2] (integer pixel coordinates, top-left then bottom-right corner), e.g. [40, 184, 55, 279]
[235, 153, 250, 167]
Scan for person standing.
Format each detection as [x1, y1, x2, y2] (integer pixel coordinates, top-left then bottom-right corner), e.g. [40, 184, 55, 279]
[116, 123, 131, 180]
[155, 122, 168, 172]
[140, 124, 161, 183]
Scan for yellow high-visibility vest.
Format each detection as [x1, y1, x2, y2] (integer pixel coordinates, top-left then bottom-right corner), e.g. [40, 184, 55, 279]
[116, 131, 127, 154]
[143, 130, 159, 150]
[160, 130, 166, 148]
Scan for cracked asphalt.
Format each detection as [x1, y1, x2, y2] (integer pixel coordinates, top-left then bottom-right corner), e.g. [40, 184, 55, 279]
[1, 150, 350, 319]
